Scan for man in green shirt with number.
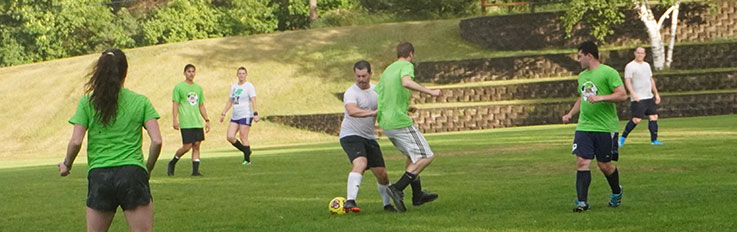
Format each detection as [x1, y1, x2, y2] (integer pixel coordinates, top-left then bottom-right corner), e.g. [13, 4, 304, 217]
[562, 41, 627, 212]
[169, 64, 211, 176]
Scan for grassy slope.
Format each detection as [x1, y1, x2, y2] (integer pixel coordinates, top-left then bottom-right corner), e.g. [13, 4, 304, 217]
[1, 115, 735, 231]
[1, 18, 495, 163]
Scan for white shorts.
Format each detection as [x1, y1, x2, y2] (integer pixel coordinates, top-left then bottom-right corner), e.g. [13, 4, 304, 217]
[383, 125, 434, 163]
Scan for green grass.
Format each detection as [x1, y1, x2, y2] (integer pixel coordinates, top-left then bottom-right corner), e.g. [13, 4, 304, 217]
[2, 115, 736, 231]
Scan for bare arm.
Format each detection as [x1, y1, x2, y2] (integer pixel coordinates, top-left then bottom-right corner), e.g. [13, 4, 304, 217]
[345, 103, 376, 118]
[220, 98, 233, 123]
[251, 97, 260, 122]
[59, 124, 86, 176]
[651, 77, 661, 104]
[587, 85, 627, 103]
[144, 118, 162, 177]
[624, 78, 638, 102]
[401, 76, 441, 96]
[562, 98, 581, 124]
[172, 101, 180, 130]
[199, 102, 210, 133]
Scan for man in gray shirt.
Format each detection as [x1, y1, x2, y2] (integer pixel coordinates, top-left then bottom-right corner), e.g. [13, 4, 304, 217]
[619, 47, 663, 146]
[339, 60, 396, 213]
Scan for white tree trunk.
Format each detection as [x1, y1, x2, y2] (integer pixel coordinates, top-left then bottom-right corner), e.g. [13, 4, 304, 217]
[637, 3, 666, 70]
[309, 0, 318, 21]
[665, 2, 680, 68]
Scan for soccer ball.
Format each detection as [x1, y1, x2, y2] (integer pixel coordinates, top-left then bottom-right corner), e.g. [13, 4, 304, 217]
[328, 197, 346, 215]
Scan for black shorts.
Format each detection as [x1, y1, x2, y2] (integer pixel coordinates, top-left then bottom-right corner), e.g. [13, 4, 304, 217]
[339, 135, 385, 168]
[631, 99, 658, 119]
[572, 131, 619, 162]
[87, 165, 152, 212]
[180, 128, 205, 144]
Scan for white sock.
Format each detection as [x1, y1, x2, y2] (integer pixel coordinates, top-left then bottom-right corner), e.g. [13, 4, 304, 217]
[346, 172, 362, 201]
[377, 183, 391, 206]
[194, 159, 200, 162]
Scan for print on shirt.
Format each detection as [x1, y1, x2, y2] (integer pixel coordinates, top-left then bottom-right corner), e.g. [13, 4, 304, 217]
[581, 81, 598, 101]
[187, 92, 199, 105]
[233, 89, 242, 104]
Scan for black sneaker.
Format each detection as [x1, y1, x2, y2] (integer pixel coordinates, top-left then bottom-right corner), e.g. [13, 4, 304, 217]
[343, 200, 361, 213]
[573, 201, 590, 212]
[385, 185, 406, 212]
[167, 160, 175, 176]
[383, 205, 397, 212]
[412, 191, 438, 206]
[191, 172, 204, 177]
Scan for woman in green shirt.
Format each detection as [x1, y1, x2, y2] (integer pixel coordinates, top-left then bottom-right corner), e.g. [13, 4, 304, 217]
[59, 49, 162, 232]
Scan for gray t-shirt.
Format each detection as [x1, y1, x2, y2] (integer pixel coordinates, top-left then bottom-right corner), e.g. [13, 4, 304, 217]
[229, 82, 256, 120]
[624, 61, 654, 101]
[339, 84, 377, 139]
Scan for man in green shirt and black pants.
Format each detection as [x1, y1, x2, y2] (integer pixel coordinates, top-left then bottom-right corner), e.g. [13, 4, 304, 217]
[562, 41, 627, 212]
[376, 42, 441, 212]
[169, 64, 211, 176]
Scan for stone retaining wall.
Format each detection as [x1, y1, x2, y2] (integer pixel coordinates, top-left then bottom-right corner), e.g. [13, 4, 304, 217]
[460, 1, 737, 50]
[415, 42, 737, 84]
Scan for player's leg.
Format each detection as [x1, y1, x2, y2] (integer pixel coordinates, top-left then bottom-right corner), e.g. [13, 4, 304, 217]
[595, 132, 623, 207]
[238, 123, 252, 164]
[384, 125, 436, 212]
[573, 131, 594, 212]
[119, 166, 154, 232]
[340, 136, 369, 212]
[87, 208, 116, 232]
[123, 202, 153, 232]
[168, 142, 192, 176]
[365, 139, 395, 212]
[647, 99, 662, 145]
[620, 102, 644, 146]
[191, 140, 202, 176]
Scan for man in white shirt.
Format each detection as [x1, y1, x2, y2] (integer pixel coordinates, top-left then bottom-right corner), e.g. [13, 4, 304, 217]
[339, 60, 396, 213]
[619, 47, 663, 146]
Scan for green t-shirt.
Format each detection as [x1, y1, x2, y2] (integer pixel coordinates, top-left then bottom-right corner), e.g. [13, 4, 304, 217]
[69, 88, 160, 172]
[376, 60, 415, 130]
[576, 64, 623, 132]
[172, 81, 205, 129]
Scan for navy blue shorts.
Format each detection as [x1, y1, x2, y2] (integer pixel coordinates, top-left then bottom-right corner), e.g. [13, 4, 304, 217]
[572, 131, 619, 162]
[340, 135, 385, 168]
[87, 165, 152, 212]
[631, 98, 658, 118]
[180, 128, 205, 144]
[230, 117, 253, 126]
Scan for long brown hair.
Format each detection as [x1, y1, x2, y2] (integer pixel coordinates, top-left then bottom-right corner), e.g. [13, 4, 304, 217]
[84, 48, 128, 126]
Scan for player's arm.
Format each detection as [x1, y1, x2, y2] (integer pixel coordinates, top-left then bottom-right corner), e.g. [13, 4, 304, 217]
[172, 101, 180, 130]
[588, 85, 627, 103]
[562, 98, 581, 124]
[624, 78, 638, 102]
[250, 97, 260, 122]
[345, 103, 376, 118]
[651, 77, 661, 104]
[220, 98, 233, 123]
[401, 76, 441, 96]
[199, 102, 210, 133]
[59, 124, 86, 176]
[143, 118, 162, 177]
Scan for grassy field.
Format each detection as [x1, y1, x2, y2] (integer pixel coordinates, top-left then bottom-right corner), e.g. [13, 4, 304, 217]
[2, 115, 735, 231]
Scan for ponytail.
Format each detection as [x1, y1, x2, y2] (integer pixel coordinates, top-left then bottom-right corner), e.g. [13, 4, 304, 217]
[84, 49, 128, 127]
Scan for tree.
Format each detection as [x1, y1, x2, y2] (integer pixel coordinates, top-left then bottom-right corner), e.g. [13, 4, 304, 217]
[562, 0, 692, 70]
[309, 0, 317, 21]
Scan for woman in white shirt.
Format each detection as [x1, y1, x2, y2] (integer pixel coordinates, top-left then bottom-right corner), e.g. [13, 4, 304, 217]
[219, 67, 259, 165]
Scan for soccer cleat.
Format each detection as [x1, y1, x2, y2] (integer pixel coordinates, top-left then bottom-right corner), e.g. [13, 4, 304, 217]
[343, 200, 361, 213]
[385, 185, 406, 212]
[651, 140, 663, 145]
[573, 201, 590, 212]
[412, 191, 439, 206]
[242, 160, 251, 166]
[609, 186, 623, 207]
[618, 136, 626, 147]
[167, 161, 175, 176]
[191, 172, 204, 177]
[384, 205, 397, 212]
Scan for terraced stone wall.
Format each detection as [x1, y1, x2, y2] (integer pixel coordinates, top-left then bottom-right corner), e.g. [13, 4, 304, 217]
[460, 1, 737, 50]
[416, 42, 737, 84]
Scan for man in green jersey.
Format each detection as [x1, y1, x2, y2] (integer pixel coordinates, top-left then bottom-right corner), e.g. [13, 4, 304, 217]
[169, 64, 211, 176]
[376, 42, 441, 212]
[562, 41, 627, 212]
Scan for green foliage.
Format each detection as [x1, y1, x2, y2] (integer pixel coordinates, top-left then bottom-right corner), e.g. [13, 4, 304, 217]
[141, 0, 224, 45]
[270, 0, 354, 30]
[217, 0, 277, 36]
[562, 0, 628, 42]
[359, 0, 478, 18]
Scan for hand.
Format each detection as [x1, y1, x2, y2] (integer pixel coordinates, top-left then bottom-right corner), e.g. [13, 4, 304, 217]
[219, 113, 225, 123]
[205, 121, 210, 133]
[430, 89, 442, 97]
[562, 114, 572, 124]
[254, 115, 260, 123]
[631, 94, 640, 102]
[173, 120, 180, 130]
[586, 95, 602, 104]
[408, 106, 417, 113]
[58, 162, 71, 176]
[654, 95, 661, 104]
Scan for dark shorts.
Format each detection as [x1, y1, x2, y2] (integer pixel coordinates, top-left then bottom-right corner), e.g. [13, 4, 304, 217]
[631, 98, 658, 119]
[572, 131, 619, 162]
[230, 117, 253, 126]
[181, 128, 205, 144]
[87, 165, 152, 212]
[340, 135, 385, 168]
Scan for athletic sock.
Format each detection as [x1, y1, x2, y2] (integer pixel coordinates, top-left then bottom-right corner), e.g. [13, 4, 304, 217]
[170, 156, 180, 165]
[377, 183, 391, 206]
[576, 170, 591, 202]
[605, 168, 622, 194]
[393, 172, 417, 191]
[244, 146, 252, 162]
[192, 160, 200, 174]
[410, 175, 423, 199]
[622, 120, 638, 138]
[346, 172, 362, 201]
[649, 120, 659, 141]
